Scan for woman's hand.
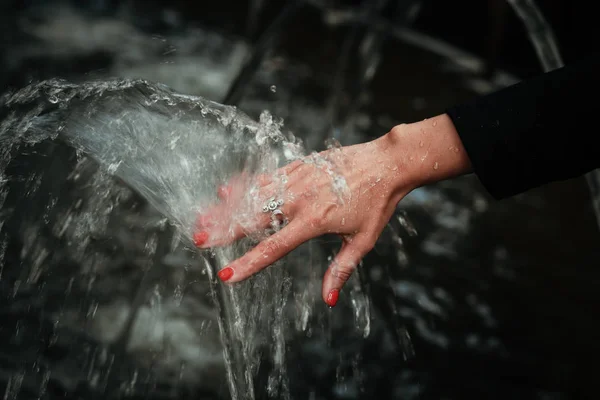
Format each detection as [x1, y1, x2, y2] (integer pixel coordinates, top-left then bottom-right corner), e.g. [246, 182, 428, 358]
[193, 114, 472, 306]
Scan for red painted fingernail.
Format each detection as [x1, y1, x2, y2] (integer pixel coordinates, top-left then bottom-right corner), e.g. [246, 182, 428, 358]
[326, 289, 340, 307]
[217, 185, 232, 199]
[193, 231, 209, 246]
[217, 267, 234, 282]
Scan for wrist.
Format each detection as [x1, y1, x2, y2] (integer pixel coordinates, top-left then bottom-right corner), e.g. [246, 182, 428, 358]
[383, 114, 473, 190]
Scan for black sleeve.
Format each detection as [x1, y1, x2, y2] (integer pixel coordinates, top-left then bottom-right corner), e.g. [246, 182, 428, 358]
[446, 52, 600, 200]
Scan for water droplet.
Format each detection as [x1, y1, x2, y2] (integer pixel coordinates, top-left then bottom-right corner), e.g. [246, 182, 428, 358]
[270, 85, 277, 93]
[433, 162, 439, 170]
[409, 156, 414, 161]
[453, 147, 459, 153]
[432, 121, 437, 127]
[163, 45, 176, 55]
[107, 161, 122, 174]
[397, 211, 418, 236]
[174, 284, 183, 306]
[48, 95, 58, 104]
[419, 141, 424, 147]
[325, 137, 342, 149]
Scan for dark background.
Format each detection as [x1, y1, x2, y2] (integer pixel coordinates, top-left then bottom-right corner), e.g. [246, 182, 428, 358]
[0, 1, 599, 399]
[117, 0, 597, 77]
[1, 0, 598, 81]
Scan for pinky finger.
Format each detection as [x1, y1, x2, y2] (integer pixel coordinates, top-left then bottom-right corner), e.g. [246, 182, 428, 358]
[321, 236, 373, 307]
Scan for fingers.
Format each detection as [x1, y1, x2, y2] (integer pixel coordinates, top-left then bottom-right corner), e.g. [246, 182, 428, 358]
[215, 171, 256, 202]
[215, 161, 304, 202]
[321, 235, 373, 307]
[194, 196, 287, 248]
[194, 180, 278, 247]
[215, 219, 313, 283]
[216, 161, 304, 202]
[195, 163, 307, 248]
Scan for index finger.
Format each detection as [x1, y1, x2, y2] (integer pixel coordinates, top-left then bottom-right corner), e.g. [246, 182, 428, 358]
[216, 219, 314, 283]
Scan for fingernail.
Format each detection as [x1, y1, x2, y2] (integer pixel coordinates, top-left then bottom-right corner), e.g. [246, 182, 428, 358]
[217, 267, 234, 282]
[326, 289, 339, 307]
[217, 185, 232, 199]
[193, 231, 209, 246]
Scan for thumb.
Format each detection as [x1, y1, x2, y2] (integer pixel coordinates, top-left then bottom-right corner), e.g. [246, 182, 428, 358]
[322, 235, 373, 307]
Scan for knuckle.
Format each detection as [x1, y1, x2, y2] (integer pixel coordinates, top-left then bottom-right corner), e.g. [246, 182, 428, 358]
[330, 264, 354, 282]
[286, 159, 304, 173]
[308, 215, 326, 229]
[308, 211, 331, 230]
[310, 204, 336, 229]
[283, 190, 299, 210]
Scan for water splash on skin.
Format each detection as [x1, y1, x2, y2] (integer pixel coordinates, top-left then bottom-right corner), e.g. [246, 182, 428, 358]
[300, 137, 351, 203]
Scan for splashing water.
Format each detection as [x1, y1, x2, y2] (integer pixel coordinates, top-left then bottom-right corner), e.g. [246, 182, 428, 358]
[0, 78, 377, 399]
[2, 78, 300, 239]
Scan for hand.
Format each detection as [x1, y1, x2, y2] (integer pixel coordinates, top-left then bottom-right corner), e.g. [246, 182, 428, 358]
[193, 114, 471, 307]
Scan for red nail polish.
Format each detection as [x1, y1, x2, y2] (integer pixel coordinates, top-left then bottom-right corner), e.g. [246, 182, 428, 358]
[193, 231, 209, 246]
[326, 289, 339, 307]
[217, 267, 234, 282]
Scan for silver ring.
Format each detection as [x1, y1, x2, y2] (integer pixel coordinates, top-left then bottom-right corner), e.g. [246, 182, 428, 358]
[262, 197, 287, 230]
[262, 197, 284, 213]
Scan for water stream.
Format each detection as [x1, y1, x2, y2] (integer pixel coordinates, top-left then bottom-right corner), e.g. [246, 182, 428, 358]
[0, 77, 379, 399]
